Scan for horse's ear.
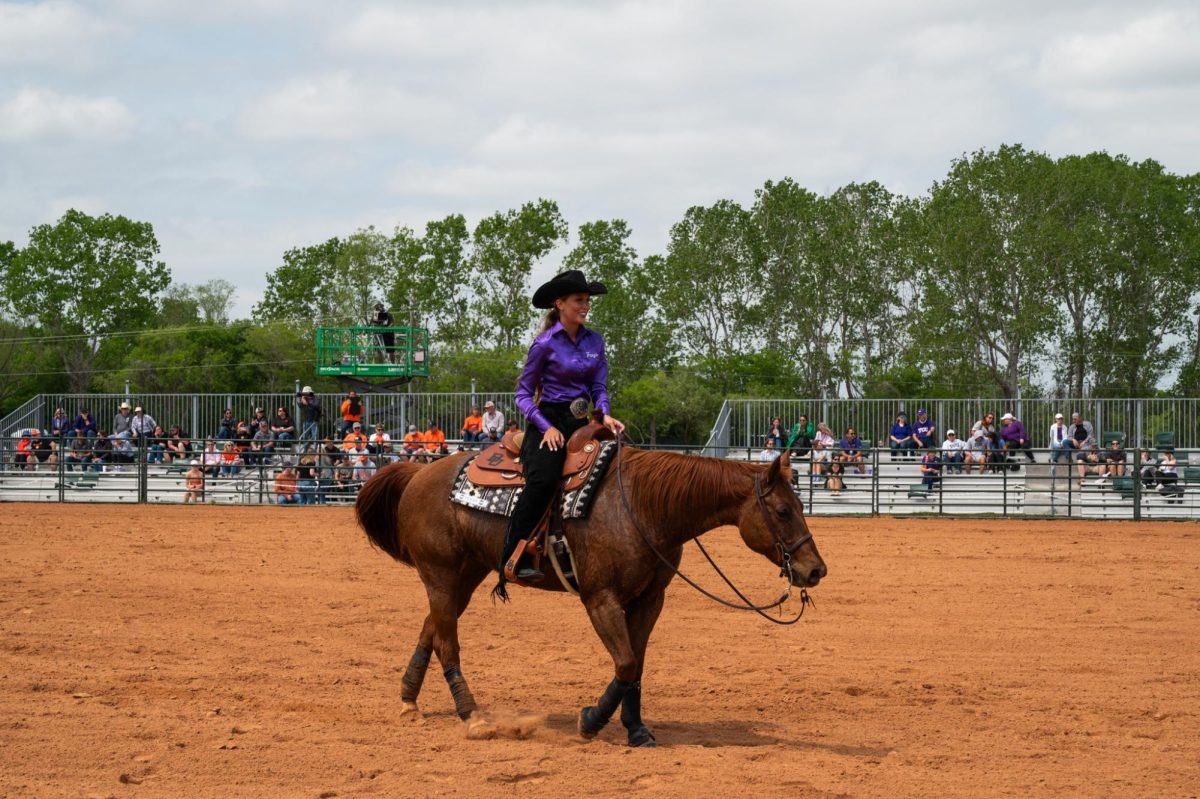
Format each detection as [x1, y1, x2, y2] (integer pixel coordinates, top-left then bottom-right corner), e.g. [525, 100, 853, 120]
[766, 450, 788, 485]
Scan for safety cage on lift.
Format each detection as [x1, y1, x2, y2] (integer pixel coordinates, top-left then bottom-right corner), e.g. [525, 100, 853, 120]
[315, 326, 430, 382]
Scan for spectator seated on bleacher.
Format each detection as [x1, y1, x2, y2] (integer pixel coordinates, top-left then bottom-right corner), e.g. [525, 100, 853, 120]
[889, 412, 917, 459]
[766, 416, 786, 449]
[65, 431, 91, 472]
[368, 424, 395, 462]
[90, 430, 112, 472]
[920, 449, 942, 489]
[1076, 443, 1104, 487]
[249, 407, 270, 437]
[50, 408, 71, 439]
[113, 402, 134, 436]
[1096, 438, 1127, 484]
[343, 422, 367, 453]
[184, 460, 204, 504]
[271, 407, 296, 444]
[296, 456, 319, 505]
[940, 430, 966, 473]
[275, 466, 300, 504]
[1138, 452, 1158, 490]
[424, 421, 447, 459]
[33, 434, 55, 471]
[109, 431, 136, 472]
[217, 408, 236, 440]
[14, 430, 35, 470]
[481, 401, 505, 443]
[788, 414, 814, 456]
[353, 448, 376, 481]
[72, 408, 97, 439]
[758, 438, 780, 463]
[166, 426, 192, 463]
[1156, 450, 1182, 502]
[825, 459, 845, 496]
[913, 408, 936, 450]
[247, 424, 274, 467]
[836, 427, 865, 473]
[999, 413, 1035, 465]
[399, 425, 423, 462]
[201, 440, 221, 477]
[130, 407, 157, 443]
[460, 406, 484, 450]
[1049, 413, 1074, 462]
[1068, 412, 1094, 459]
[147, 425, 167, 464]
[810, 423, 835, 481]
[219, 441, 243, 477]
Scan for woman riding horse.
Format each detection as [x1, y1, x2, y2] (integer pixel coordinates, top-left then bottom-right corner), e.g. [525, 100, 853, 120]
[499, 270, 626, 589]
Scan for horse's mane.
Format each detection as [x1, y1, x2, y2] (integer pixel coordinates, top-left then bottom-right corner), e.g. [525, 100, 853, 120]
[618, 449, 759, 530]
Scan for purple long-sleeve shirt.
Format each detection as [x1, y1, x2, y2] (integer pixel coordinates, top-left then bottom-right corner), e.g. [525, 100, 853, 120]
[515, 321, 610, 433]
[1000, 419, 1027, 444]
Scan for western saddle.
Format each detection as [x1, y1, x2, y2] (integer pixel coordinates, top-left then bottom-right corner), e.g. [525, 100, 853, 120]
[465, 420, 616, 586]
[465, 421, 615, 492]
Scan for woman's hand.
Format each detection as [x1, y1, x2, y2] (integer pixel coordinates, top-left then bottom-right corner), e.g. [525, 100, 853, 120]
[540, 426, 564, 451]
[603, 415, 626, 436]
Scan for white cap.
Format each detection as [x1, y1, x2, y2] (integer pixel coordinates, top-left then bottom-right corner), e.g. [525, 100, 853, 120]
[134, 406, 143, 412]
[119, 401, 131, 409]
[301, 385, 313, 394]
[946, 429, 956, 435]
[1055, 413, 1063, 419]
[1001, 413, 1014, 421]
[189, 459, 199, 465]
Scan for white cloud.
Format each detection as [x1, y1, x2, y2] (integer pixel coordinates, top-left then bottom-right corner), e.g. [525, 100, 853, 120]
[238, 72, 456, 141]
[0, 1, 118, 67]
[0, 89, 135, 142]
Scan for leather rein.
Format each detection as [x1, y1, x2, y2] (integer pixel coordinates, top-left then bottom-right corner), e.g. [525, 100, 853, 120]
[613, 439, 814, 625]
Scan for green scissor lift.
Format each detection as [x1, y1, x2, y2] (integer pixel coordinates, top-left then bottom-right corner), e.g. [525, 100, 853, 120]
[315, 326, 430, 391]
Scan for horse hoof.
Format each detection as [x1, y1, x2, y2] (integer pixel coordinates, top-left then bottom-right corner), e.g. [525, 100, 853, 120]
[578, 707, 607, 739]
[398, 701, 421, 719]
[628, 726, 656, 748]
[465, 715, 496, 740]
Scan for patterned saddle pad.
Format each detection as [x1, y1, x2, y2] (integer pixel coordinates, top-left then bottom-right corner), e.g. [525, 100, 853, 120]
[449, 439, 618, 519]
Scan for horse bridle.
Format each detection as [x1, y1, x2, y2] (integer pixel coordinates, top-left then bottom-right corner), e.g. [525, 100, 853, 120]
[614, 438, 814, 625]
[753, 472, 815, 583]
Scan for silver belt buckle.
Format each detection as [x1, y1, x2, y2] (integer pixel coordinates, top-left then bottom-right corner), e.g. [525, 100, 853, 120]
[570, 397, 589, 419]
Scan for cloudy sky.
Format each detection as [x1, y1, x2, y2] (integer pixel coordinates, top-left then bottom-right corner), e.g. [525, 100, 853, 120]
[2, 0, 1198, 318]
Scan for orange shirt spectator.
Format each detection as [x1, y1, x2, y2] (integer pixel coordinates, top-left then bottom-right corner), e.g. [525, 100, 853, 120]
[462, 412, 482, 434]
[339, 391, 363, 436]
[402, 427, 424, 452]
[274, 467, 299, 504]
[423, 423, 446, 453]
[343, 423, 367, 452]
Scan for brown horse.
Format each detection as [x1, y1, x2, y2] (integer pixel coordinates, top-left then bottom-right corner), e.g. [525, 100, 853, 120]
[355, 447, 826, 746]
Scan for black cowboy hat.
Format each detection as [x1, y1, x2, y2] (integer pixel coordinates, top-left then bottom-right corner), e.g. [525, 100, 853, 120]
[532, 270, 607, 309]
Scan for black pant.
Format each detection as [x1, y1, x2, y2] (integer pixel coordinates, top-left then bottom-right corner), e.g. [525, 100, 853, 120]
[503, 402, 589, 559]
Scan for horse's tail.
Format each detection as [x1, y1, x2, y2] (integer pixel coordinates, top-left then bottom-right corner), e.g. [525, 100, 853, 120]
[355, 462, 422, 564]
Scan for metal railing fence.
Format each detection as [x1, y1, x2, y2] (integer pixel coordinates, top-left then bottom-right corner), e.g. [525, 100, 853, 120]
[729, 398, 1200, 452]
[1, 391, 526, 447]
[2, 437, 1195, 519]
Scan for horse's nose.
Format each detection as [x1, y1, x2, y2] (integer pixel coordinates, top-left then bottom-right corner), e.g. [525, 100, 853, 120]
[808, 564, 827, 585]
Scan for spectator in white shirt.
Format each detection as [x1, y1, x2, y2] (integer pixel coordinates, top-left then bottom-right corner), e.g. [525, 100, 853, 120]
[481, 401, 505, 443]
[758, 438, 780, 463]
[940, 429, 967, 473]
[1048, 413, 1074, 463]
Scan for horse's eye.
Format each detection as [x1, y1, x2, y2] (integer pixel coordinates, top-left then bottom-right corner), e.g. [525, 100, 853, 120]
[776, 506, 790, 519]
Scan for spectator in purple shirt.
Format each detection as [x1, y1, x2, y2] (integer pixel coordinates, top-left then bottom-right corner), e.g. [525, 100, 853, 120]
[912, 408, 936, 449]
[501, 270, 625, 592]
[999, 412, 1036, 463]
[836, 426, 865, 473]
[72, 408, 98, 439]
[889, 412, 917, 459]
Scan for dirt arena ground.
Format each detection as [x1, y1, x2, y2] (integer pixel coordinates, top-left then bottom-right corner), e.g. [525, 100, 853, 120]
[2, 505, 1198, 798]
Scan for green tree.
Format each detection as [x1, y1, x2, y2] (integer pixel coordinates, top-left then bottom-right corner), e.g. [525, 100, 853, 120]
[471, 199, 569, 350]
[254, 237, 344, 323]
[658, 200, 761, 363]
[913, 145, 1061, 399]
[1, 209, 170, 393]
